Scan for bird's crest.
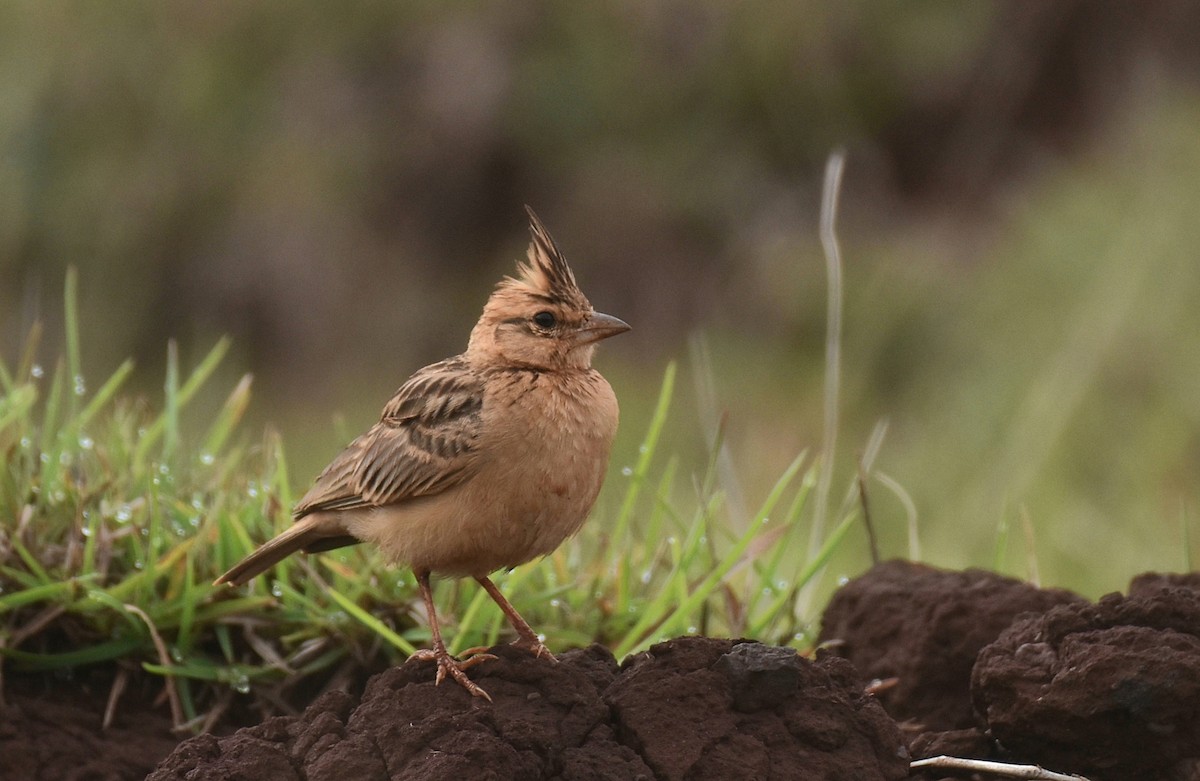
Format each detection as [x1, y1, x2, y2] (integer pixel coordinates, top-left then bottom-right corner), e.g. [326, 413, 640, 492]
[497, 207, 589, 310]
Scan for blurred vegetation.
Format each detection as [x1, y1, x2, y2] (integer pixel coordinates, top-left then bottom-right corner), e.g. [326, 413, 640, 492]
[3, 0, 1200, 608]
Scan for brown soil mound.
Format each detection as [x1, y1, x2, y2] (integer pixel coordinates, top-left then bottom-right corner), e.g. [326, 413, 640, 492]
[821, 563, 1200, 781]
[147, 638, 910, 781]
[8, 567, 1200, 780]
[816, 559, 1086, 733]
[972, 584, 1200, 779]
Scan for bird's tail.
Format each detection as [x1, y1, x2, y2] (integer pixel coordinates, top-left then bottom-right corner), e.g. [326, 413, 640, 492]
[214, 514, 360, 587]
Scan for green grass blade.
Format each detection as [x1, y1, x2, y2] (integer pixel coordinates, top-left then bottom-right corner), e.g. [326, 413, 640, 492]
[81, 505, 102, 575]
[0, 580, 78, 612]
[613, 362, 675, 615]
[77, 359, 135, 431]
[7, 536, 53, 585]
[164, 340, 180, 460]
[992, 509, 1010, 573]
[203, 374, 253, 457]
[1182, 502, 1192, 571]
[134, 337, 231, 464]
[0, 383, 37, 434]
[1, 637, 144, 670]
[64, 266, 82, 420]
[326, 587, 418, 656]
[177, 548, 198, 653]
[37, 358, 66, 497]
[792, 511, 856, 593]
[612, 362, 675, 544]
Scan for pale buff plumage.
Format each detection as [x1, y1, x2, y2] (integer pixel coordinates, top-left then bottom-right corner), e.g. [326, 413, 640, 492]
[215, 207, 628, 699]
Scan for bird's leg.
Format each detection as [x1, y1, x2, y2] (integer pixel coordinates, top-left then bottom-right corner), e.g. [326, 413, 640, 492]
[475, 575, 556, 662]
[409, 569, 496, 700]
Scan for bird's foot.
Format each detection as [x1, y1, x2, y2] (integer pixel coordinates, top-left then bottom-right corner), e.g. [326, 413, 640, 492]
[511, 634, 557, 662]
[410, 646, 497, 701]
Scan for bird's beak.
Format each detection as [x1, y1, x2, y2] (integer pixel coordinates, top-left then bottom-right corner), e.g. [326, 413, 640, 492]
[575, 312, 631, 346]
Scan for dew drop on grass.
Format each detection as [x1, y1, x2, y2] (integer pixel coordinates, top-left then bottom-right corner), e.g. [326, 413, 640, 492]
[621, 466, 633, 477]
[30, 364, 43, 378]
[19, 437, 31, 448]
[638, 444, 648, 454]
[233, 675, 251, 694]
[640, 570, 652, 585]
[549, 599, 561, 608]
[271, 583, 284, 598]
[686, 626, 697, 634]
[837, 575, 849, 586]
[200, 453, 215, 465]
[39, 453, 49, 464]
[78, 436, 94, 450]
[73, 375, 86, 396]
[81, 524, 92, 537]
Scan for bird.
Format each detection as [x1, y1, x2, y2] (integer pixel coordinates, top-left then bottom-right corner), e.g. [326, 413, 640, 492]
[215, 207, 629, 700]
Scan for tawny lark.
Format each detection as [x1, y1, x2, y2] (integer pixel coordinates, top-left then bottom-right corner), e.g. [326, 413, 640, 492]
[215, 207, 629, 699]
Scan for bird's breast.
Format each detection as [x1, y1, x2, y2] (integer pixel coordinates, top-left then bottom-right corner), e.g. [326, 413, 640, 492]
[354, 368, 620, 577]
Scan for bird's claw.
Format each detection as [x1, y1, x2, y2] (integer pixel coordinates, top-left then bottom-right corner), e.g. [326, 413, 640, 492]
[411, 647, 496, 701]
[512, 635, 557, 662]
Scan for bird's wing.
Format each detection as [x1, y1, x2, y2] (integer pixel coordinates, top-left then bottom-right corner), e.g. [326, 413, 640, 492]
[293, 356, 484, 517]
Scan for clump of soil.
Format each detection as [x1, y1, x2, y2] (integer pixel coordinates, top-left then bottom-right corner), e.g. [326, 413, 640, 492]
[973, 584, 1200, 779]
[1128, 570, 1200, 595]
[816, 558, 1086, 733]
[821, 561, 1200, 781]
[147, 638, 910, 781]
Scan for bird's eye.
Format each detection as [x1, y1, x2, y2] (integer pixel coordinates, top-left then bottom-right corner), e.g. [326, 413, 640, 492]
[532, 311, 557, 330]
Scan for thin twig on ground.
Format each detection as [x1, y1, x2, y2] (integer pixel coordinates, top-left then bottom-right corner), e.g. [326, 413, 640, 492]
[911, 755, 1091, 781]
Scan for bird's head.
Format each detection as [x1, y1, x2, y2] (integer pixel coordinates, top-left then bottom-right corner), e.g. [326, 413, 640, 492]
[468, 207, 630, 371]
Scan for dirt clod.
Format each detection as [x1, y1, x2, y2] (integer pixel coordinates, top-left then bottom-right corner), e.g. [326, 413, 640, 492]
[972, 587, 1200, 778]
[817, 559, 1085, 733]
[148, 637, 909, 781]
[608, 638, 909, 780]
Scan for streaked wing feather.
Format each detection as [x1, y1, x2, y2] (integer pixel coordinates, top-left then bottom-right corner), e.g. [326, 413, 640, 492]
[294, 357, 483, 517]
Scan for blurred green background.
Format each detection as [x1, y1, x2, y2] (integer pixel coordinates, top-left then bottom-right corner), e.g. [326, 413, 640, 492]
[3, 2, 1199, 599]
